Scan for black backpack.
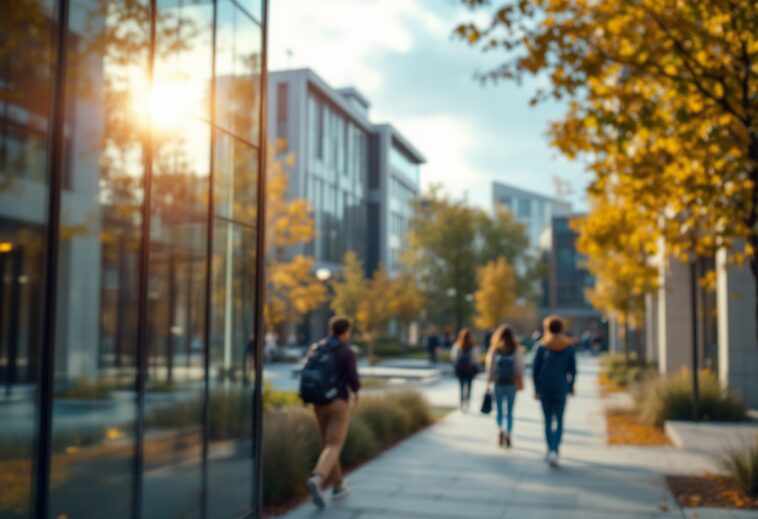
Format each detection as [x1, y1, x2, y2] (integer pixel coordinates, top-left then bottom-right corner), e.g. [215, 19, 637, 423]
[299, 341, 341, 405]
[494, 352, 516, 384]
[454, 349, 478, 378]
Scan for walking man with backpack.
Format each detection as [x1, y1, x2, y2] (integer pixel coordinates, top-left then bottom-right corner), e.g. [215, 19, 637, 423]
[532, 315, 577, 467]
[299, 316, 361, 508]
[485, 324, 524, 448]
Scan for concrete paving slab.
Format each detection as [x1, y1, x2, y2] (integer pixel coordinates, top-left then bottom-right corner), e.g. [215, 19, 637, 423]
[277, 356, 743, 519]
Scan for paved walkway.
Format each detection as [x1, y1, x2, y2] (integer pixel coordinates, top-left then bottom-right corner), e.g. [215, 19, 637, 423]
[281, 357, 745, 519]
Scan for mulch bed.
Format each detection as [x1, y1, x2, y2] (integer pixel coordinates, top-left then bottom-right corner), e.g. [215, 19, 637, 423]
[667, 474, 758, 509]
[605, 408, 671, 446]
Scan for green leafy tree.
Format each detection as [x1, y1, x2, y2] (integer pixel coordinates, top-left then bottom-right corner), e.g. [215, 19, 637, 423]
[404, 186, 535, 331]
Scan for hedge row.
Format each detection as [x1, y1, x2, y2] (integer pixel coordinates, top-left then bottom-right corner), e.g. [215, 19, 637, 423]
[263, 390, 433, 506]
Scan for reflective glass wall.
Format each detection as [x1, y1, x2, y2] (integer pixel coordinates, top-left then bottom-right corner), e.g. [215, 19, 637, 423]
[0, 0, 267, 517]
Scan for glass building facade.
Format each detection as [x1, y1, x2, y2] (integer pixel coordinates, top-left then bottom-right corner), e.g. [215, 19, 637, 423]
[387, 143, 418, 272]
[0, 0, 268, 517]
[304, 90, 369, 265]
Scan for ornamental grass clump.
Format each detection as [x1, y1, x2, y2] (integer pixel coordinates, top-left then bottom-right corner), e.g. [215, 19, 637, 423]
[636, 369, 746, 427]
[383, 390, 433, 431]
[720, 437, 758, 497]
[601, 352, 656, 389]
[262, 408, 319, 505]
[340, 415, 378, 467]
[354, 396, 412, 444]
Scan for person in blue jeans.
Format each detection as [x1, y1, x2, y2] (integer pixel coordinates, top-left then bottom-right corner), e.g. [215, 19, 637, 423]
[485, 324, 524, 448]
[532, 315, 576, 467]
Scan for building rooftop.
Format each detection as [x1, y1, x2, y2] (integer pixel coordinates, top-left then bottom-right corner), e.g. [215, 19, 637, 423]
[492, 180, 571, 206]
[374, 123, 426, 164]
[270, 68, 426, 164]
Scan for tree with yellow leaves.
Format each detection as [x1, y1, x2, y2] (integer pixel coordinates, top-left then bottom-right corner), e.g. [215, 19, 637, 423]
[330, 251, 366, 319]
[458, 0, 758, 348]
[574, 195, 659, 365]
[356, 266, 394, 360]
[474, 257, 517, 331]
[387, 272, 423, 343]
[264, 143, 327, 330]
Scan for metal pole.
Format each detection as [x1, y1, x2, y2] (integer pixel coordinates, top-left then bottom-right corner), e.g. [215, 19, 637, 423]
[689, 259, 700, 422]
[33, 0, 69, 515]
[252, 0, 270, 515]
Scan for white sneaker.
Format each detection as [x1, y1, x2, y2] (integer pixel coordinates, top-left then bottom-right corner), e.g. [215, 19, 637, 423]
[332, 482, 350, 500]
[546, 451, 558, 467]
[307, 475, 325, 508]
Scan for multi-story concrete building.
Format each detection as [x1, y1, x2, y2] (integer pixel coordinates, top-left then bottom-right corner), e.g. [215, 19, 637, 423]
[368, 124, 424, 275]
[490, 181, 572, 251]
[541, 215, 604, 336]
[268, 69, 424, 274]
[267, 69, 424, 338]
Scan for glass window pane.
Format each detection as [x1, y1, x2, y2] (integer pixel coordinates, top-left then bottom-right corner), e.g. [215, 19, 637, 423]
[142, 118, 211, 518]
[153, 0, 214, 123]
[49, 0, 149, 516]
[206, 220, 257, 516]
[214, 131, 258, 225]
[216, 2, 262, 144]
[0, 0, 55, 514]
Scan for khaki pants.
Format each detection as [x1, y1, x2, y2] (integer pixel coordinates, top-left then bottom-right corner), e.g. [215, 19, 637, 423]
[312, 398, 349, 488]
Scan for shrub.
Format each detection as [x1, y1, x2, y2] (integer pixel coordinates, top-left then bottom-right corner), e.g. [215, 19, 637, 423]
[260, 389, 431, 506]
[359, 337, 414, 359]
[55, 378, 112, 400]
[720, 437, 758, 497]
[340, 415, 378, 467]
[262, 409, 319, 505]
[382, 390, 433, 431]
[146, 388, 255, 440]
[636, 369, 747, 427]
[354, 396, 411, 445]
[601, 352, 656, 389]
[263, 383, 301, 409]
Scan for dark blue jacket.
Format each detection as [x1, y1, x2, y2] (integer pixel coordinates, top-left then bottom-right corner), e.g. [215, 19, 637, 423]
[532, 342, 577, 399]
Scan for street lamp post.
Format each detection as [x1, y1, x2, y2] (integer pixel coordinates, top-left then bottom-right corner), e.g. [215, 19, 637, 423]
[310, 267, 332, 344]
[689, 258, 700, 422]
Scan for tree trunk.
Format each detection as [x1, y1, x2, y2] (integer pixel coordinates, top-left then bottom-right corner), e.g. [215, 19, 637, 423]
[622, 315, 630, 366]
[747, 132, 758, 355]
[635, 326, 645, 370]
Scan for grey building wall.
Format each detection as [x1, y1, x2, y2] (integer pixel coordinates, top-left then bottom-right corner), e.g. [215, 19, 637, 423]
[491, 181, 572, 252]
[717, 246, 758, 408]
[267, 69, 424, 278]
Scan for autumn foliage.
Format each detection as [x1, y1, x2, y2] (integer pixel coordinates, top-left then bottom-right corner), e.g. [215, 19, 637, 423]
[458, 0, 758, 346]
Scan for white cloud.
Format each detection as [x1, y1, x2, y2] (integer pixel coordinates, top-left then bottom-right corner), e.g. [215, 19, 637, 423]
[269, 0, 435, 94]
[392, 114, 486, 196]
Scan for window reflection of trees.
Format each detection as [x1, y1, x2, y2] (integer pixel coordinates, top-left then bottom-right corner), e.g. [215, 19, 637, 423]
[1, 0, 265, 515]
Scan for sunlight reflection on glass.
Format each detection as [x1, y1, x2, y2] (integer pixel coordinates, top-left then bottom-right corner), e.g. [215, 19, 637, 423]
[132, 78, 204, 132]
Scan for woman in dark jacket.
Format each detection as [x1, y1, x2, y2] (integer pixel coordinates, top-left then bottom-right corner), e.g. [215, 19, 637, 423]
[532, 315, 576, 467]
[450, 328, 481, 412]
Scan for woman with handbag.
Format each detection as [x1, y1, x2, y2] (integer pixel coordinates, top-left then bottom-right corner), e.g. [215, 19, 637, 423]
[485, 324, 525, 448]
[450, 328, 481, 412]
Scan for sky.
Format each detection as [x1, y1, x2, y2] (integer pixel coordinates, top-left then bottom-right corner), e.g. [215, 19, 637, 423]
[268, 0, 589, 210]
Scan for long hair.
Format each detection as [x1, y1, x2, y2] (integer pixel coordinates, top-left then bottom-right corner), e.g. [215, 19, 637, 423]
[454, 328, 475, 352]
[488, 324, 518, 356]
